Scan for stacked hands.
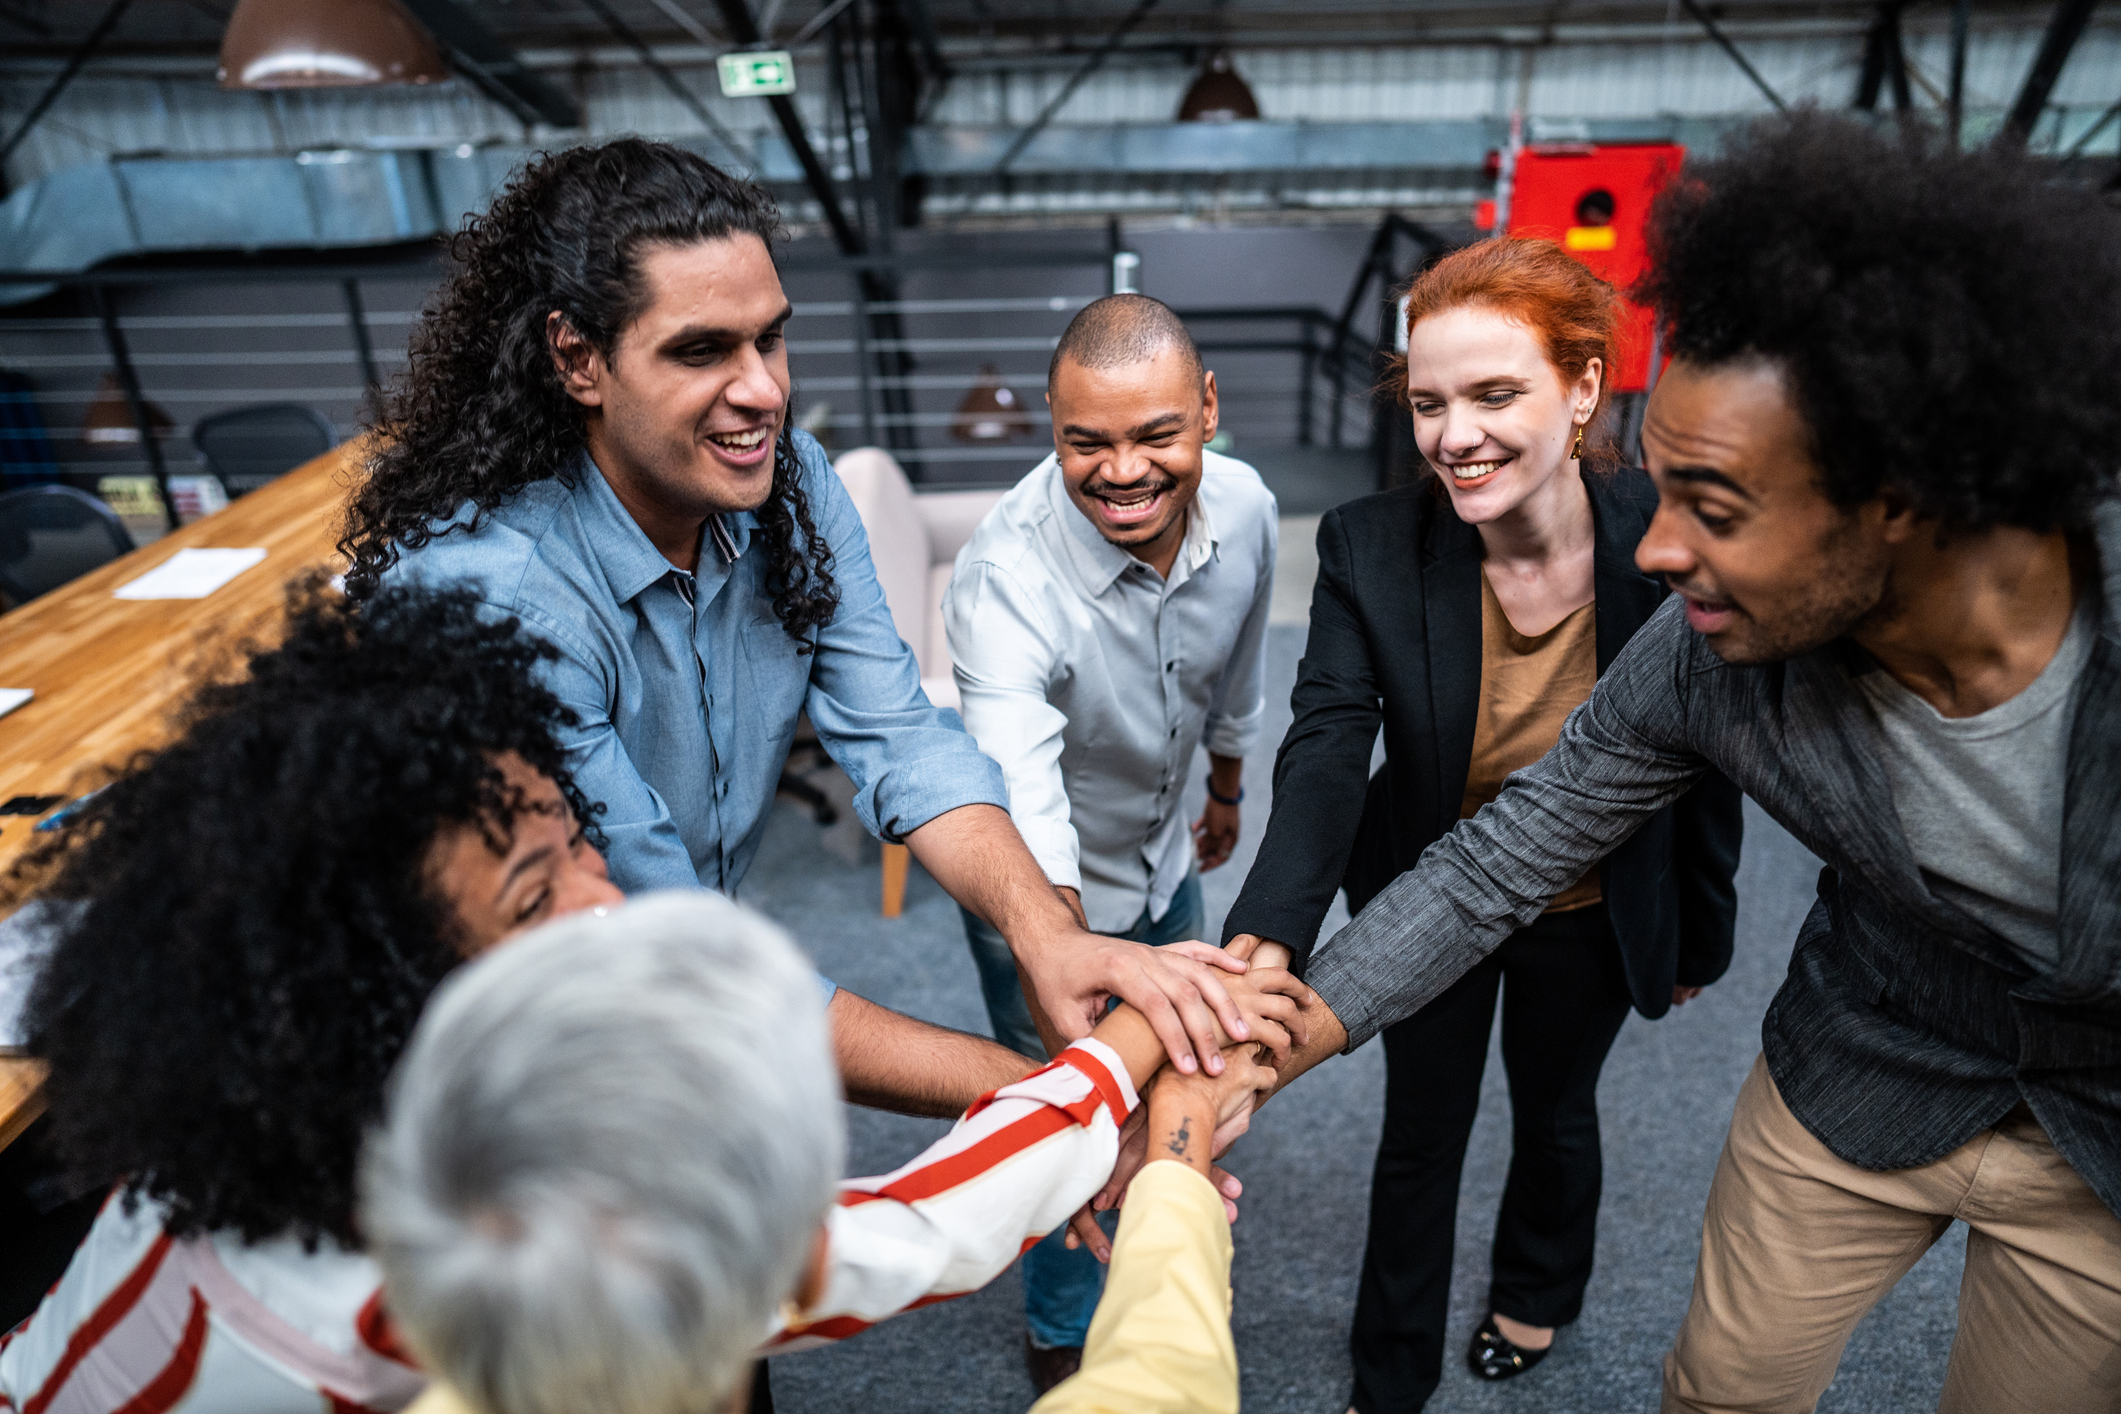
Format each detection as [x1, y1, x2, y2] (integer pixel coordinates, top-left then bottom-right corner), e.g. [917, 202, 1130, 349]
[1046, 933, 1316, 1263]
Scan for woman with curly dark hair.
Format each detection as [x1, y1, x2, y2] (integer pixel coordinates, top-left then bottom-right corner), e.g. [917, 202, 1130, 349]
[1206, 113, 2121, 1413]
[0, 582, 620, 1412]
[0, 580, 1115, 1413]
[344, 138, 1258, 1082]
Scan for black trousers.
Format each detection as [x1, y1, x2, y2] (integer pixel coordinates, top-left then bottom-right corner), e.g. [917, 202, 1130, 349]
[1348, 905, 1634, 1414]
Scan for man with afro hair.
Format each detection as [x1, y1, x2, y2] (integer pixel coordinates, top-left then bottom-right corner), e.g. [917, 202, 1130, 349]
[1220, 113, 2121, 1412]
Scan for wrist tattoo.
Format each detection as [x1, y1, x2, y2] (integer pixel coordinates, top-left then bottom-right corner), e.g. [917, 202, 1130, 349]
[1165, 1116, 1192, 1158]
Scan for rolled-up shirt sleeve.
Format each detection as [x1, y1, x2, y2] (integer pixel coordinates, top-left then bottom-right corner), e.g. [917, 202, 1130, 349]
[1201, 517, 1276, 761]
[797, 463, 1008, 842]
[1307, 598, 1713, 1050]
[945, 558, 1082, 892]
[765, 1037, 1139, 1350]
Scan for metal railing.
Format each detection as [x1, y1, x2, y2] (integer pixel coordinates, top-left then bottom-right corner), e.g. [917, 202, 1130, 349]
[0, 240, 1395, 528]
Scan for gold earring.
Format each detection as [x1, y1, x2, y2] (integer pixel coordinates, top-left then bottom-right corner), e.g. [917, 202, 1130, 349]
[1569, 424, 1585, 460]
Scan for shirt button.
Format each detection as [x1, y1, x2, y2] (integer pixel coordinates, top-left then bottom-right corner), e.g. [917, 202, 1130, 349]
[1165, 661, 1174, 672]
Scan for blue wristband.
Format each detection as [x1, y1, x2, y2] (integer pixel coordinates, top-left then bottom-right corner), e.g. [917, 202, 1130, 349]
[1205, 778, 1244, 807]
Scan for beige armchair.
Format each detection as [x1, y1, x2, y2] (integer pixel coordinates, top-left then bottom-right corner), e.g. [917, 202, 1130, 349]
[831, 447, 1010, 915]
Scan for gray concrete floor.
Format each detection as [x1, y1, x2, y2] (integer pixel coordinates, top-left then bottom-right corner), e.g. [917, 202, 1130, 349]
[743, 624, 1963, 1413]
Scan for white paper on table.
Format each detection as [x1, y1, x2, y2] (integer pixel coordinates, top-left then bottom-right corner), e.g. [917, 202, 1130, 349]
[0, 689, 30, 720]
[114, 547, 268, 600]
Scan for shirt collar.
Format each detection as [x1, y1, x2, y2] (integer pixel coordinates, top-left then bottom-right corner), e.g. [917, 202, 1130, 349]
[1042, 455, 1218, 596]
[570, 450, 752, 605]
[1175, 483, 1218, 581]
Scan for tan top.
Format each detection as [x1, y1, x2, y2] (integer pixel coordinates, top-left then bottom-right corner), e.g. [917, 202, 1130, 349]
[1460, 569, 1603, 913]
[1029, 1160, 1237, 1414]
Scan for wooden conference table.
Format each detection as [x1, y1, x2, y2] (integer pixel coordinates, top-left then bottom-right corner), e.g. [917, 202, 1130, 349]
[0, 444, 355, 1150]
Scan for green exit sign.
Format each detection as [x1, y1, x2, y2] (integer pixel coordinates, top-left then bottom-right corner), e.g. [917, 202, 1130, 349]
[718, 51, 796, 97]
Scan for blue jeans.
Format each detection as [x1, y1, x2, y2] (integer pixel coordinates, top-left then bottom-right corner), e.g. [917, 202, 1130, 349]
[959, 871, 1206, 1348]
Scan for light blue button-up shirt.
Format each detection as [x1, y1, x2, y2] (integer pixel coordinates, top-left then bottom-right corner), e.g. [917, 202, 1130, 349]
[386, 430, 1008, 905]
[944, 451, 1275, 932]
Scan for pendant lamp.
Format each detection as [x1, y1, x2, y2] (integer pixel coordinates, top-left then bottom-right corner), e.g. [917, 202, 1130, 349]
[219, 0, 447, 89]
[1177, 48, 1259, 123]
[951, 365, 1034, 443]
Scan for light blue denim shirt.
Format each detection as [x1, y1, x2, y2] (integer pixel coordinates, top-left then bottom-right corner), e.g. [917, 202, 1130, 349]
[385, 430, 1008, 909]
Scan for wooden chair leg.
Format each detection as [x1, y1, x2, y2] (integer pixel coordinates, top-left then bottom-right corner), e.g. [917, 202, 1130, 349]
[881, 841, 910, 918]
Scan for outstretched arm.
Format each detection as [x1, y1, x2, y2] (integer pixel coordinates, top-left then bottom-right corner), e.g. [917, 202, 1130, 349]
[771, 983, 1308, 1351]
[1218, 509, 1386, 971]
[1304, 601, 1708, 1052]
[938, 557, 1260, 1077]
[908, 802, 1259, 1077]
[827, 989, 1039, 1117]
[1035, 1067, 1276, 1414]
[1094, 608, 1712, 1212]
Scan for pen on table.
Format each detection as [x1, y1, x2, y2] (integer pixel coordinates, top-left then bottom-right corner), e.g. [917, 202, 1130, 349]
[34, 788, 103, 833]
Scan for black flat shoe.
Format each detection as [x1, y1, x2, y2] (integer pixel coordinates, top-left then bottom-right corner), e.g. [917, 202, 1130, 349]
[1025, 1336, 1083, 1394]
[1467, 1321, 1552, 1381]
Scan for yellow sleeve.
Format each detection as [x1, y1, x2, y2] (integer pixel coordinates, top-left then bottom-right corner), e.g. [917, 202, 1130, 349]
[1029, 1161, 1238, 1414]
[400, 1383, 472, 1414]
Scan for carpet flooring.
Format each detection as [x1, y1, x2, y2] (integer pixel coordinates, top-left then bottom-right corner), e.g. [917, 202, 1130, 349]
[742, 624, 1964, 1413]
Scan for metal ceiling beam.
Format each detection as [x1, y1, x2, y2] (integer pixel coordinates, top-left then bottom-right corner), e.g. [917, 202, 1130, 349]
[708, 0, 865, 256]
[1853, 1, 1910, 111]
[0, 0, 132, 169]
[1947, 0, 1970, 144]
[899, 0, 949, 83]
[2060, 91, 2121, 163]
[397, 0, 582, 128]
[1677, 0, 1787, 112]
[993, 0, 1162, 174]
[790, 0, 857, 46]
[2000, 0, 2099, 147]
[0, 2, 51, 37]
[577, 0, 755, 165]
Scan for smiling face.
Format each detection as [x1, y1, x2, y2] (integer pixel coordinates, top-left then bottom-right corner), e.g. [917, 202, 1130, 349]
[1636, 357, 1895, 663]
[1404, 304, 1601, 527]
[426, 753, 624, 955]
[1048, 344, 1218, 568]
[554, 234, 792, 541]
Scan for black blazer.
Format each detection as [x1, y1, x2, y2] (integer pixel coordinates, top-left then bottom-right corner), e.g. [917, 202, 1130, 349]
[1224, 469, 1743, 1019]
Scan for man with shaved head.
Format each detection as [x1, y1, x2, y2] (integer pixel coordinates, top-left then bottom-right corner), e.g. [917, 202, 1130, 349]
[943, 292, 1278, 1387]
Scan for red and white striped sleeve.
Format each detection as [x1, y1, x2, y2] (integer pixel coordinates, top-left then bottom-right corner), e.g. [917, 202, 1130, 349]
[766, 1036, 1139, 1350]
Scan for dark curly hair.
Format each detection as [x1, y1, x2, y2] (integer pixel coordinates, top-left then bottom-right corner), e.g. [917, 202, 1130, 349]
[1636, 111, 2121, 533]
[10, 579, 601, 1249]
[340, 138, 839, 643]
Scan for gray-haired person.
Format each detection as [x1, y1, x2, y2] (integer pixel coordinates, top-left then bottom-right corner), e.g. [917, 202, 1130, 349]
[364, 891, 841, 1414]
[365, 891, 1306, 1414]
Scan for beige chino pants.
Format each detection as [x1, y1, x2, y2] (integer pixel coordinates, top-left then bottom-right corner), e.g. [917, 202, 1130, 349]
[1662, 1055, 2121, 1414]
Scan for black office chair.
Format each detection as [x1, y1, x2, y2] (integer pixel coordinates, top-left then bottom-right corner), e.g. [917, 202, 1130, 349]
[0, 485, 135, 605]
[191, 404, 335, 497]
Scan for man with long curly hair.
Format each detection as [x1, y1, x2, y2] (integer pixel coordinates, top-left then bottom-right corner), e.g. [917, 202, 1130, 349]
[1202, 115, 2121, 1411]
[339, 138, 1259, 1087]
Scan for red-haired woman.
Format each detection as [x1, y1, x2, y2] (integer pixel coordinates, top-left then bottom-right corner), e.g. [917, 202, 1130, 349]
[1222, 238, 1742, 1412]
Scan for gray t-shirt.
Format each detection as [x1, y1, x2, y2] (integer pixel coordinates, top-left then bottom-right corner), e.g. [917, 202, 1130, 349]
[1857, 600, 2092, 975]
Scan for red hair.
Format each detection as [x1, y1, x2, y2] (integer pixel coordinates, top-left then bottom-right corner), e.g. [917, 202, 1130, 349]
[1392, 237, 1622, 464]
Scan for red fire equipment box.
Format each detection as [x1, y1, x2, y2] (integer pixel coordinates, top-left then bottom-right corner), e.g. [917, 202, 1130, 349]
[1505, 143, 1684, 393]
